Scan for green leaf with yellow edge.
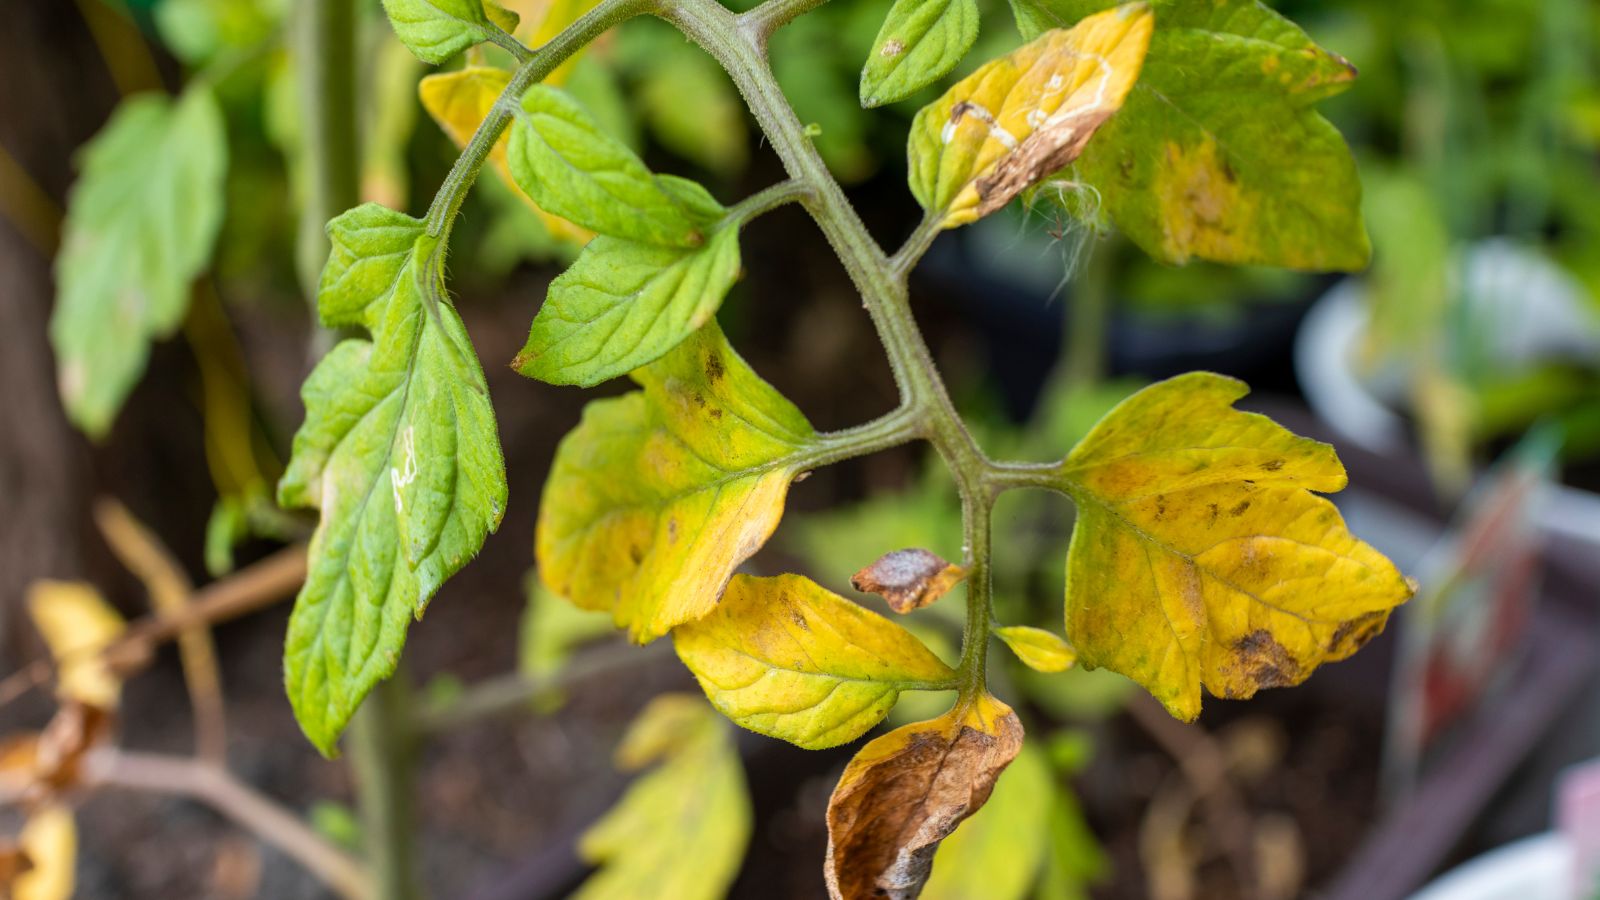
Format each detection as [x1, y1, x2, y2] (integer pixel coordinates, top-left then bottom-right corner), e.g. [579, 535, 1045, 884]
[513, 178, 741, 386]
[26, 581, 127, 711]
[536, 321, 820, 643]
[907, 4, 1152, 230]
[1055, 372, 1412, 721]
[826, 693, 1024, 899]
[1013, 0, 1370, 270]
[996, 625, 1077, 673]
[278, 203, 507, 755]
[381, 0, 505, 64]
[921, 740, 1053, 900]
[861, 0, 980, 108]
[50, 86, 226, 439]
[508, 85, 708, 247]
[419, 67, 593, 244]
[674, 573, 957, 750]
[573, 695, 750, 900]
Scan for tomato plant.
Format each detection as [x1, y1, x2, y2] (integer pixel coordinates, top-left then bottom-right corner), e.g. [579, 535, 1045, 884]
[30, 0, 1415, 897]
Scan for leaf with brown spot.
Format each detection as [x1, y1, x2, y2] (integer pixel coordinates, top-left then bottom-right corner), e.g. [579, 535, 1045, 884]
[825, 693, 1023, 899]
[1055, 373, 1413, 720]
[851, 548, 966, 613]
[537, 322, 820, 642]
[674, 574, 957, 749]
[907, 4, 1152, 229]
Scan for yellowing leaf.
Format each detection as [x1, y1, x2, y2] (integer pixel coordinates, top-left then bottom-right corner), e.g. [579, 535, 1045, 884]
[1056, 373, 1412, 720]
[537, 322, 820, 642]
[418, 67, 592, 244]
[674, 574, 957, 749]
[11, 804, 75, 900]
[506, 0, 601, 83]
[850, 548, 966, 614]
[996, 625, 1077, 673]
[908, 4, 1151, 229]
[26, 581, 126, 710]
[573, 695, 750, 900]
[825, 694, 1023, 900]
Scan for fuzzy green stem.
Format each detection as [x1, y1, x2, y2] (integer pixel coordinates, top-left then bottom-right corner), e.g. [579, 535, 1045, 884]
[423, 0, 656, 237]
[663, 0, 998, 698]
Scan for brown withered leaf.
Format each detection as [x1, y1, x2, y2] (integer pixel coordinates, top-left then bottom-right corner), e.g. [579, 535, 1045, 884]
[825, 694, 1023, 899]
[0, 703, 112, 805]
[850, 549, 966, 614]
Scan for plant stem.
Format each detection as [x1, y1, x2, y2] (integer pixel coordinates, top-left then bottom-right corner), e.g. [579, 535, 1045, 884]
[297, 0, 419, 894]
[294, 0, 360, 357]
[1062, 238, 1111, 393]
[663, 0, 998, 697]
[348, 674, 420, 900]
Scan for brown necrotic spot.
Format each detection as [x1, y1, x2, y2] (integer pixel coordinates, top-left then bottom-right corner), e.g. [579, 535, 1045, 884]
[1232, 629, 1302, 690]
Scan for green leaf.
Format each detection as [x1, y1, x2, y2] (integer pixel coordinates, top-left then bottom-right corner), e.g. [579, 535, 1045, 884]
[574, 695, 751, 900]
[513, 178, 741, 386]
[50, 87, 227, 439]
[996, 625, 1077, 673]
[921, 740, 1053, 900]
[536, 322, 819, 643]
[1013, 0, 1370, 270]
[860, 0, 979, 108]
[1055, 373, 1412, 720]
[380, 0, 498, 64]
[508, 85, 708, 247]
[674, 574, 957, 749]
[278, 203, 507, 755]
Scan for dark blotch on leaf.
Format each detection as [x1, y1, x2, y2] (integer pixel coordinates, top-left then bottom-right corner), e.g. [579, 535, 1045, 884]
[851, 548, 966, 614]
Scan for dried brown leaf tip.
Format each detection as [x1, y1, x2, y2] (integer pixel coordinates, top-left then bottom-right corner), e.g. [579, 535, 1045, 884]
[850, 549, 966, 614]
[824, 694, 1023, 899]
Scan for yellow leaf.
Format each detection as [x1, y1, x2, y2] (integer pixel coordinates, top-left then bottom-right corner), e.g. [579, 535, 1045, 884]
[996, 625, 1077, 673]
[908, 3, 1152, 228]
[574, 695, 750, 900]
[537, 322, 820, 642]
[674, 574, 957, 749]
[825, 693, 1023, 900]
[12, 804, 75, 900]
[418, 66, 593, 244]
[510, 0, 602, 83]
[26, 581, 126, 710]
[1057, 372, 1412, 720]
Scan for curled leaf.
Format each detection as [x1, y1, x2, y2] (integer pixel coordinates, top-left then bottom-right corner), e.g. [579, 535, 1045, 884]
[907, 3, 1151, 229]
[381, 0, 500, 64]
[995, 625, 1077, 673]
[825, 694, 1023, 899]
[537, 322, 819, 642]
[1057, 373, 1413, 720]
[26, 581, 126, 710]
[674, 574, 956, 749]
[850, 548, 966, 614]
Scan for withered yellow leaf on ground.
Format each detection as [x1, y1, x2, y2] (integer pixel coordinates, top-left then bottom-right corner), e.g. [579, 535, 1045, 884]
[996, 625, 1077, 673]
[419, 66, 593, 243]
[850, 548, 966, 614]
[573, 694, 750, 900]
[537, 322, 820, 642]
[908, 3, 1151, 229]
[26, 581, 127, 711]
[674, 574, 957, 749]
[10, 804, 74, 900]
[825, 693, 1023, 900]
[1056, 372, 1412, 721]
